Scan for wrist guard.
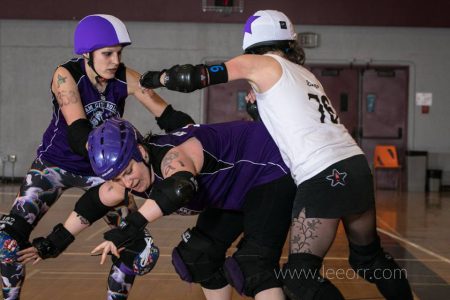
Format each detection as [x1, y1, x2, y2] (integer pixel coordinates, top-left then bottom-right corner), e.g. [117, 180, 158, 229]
[140, 70, 165, 89]
[162, 63, 228, 93]
[104, 211, 148, 248]
[32, 223, 75, 259]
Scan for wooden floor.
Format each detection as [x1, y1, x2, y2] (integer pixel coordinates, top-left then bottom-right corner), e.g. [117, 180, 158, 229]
[0, 184, 449, 300]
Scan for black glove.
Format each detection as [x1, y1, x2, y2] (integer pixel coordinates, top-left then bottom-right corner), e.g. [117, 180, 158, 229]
[104, 211, 148, 248]
[140, 70, 165, 89]
[246, 101, 261, 121]
[32, 223, 74, 259]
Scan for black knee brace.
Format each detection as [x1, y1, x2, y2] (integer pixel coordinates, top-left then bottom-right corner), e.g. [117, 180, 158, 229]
[223, 238, 282, 297]
[349, 237, 413, 300]
[282, 253, 344, 300]
[0, 214, 32, 249]
[172, 227, 229, 289]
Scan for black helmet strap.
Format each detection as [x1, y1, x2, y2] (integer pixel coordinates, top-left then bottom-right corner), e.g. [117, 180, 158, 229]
[86, 52, 105, 83]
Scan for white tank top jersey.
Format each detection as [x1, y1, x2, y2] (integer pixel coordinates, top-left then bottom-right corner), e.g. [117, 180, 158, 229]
[255, 54, 363, 185]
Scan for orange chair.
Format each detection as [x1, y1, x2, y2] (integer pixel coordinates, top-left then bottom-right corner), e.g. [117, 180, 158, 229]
[373, 145, 402, 190]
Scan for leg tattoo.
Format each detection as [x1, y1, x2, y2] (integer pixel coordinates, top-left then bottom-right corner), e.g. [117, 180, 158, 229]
[290, 208, 322, 253]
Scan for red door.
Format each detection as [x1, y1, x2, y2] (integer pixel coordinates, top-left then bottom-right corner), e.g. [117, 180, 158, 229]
[360, 68, 408, 188]
[205, 79, 252, 123]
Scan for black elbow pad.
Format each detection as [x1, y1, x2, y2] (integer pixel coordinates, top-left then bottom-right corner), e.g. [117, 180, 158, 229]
[67, 118, 92, 157]
[74, 185, 112, 224]
[164, 63, 228, 93]
[156, 105, 195, 132]
[163, 63, 228, 93]
[164, 64, 207, 93]
[149, 171, 198, 215]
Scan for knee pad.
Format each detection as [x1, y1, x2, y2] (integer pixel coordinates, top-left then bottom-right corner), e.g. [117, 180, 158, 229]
[0, 214, 32, 250]
[282, 253, 344, 300]
[223, 239, 282, 297]
[112, 230, 159, 276]
[0, 232, 20, 264]
[349, 238, 413, 300]
[172, 228, 228, 288]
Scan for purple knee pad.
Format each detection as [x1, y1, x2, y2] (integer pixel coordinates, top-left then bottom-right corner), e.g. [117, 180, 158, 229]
[224, 256, 245, 294]
[171, 248, 193, 282]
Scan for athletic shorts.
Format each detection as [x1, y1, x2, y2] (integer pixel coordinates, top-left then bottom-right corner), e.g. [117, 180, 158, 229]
[293, 154, 375, 219]
[196, 174, 296, 255]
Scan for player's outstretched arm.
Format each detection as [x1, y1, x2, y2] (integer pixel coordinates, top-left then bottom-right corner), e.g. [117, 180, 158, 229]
[18, 182, 125, 264]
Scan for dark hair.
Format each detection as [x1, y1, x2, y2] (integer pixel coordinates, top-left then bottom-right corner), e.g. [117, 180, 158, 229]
[142, 132, 154, 145]
[245, 40, 305, 66]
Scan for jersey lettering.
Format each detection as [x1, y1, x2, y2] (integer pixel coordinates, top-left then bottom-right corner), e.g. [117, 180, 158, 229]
[308, 93, 339, 124]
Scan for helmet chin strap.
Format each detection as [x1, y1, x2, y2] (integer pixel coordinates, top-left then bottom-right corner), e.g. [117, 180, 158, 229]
[86, 52, 105, 83]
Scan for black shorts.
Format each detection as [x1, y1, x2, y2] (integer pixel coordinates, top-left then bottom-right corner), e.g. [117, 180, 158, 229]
[293, 154, 375, 219]
[197, 174, 296, 252]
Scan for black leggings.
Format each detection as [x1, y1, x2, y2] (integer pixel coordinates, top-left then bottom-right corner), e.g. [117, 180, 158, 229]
[197, 174, 295, 256]
[195, 174, 296, 295]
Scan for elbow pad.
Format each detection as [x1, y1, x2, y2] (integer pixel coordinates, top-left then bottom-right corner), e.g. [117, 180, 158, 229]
[149, 171, 198, 215]
[74, 185, 112, 225]
[67, 118, 92, 157]
[156, 105, 195, 132]
[163, 63, 228, 93]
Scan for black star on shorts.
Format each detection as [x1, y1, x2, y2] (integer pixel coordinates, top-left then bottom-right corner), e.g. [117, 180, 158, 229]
[326, 169, 347, 187]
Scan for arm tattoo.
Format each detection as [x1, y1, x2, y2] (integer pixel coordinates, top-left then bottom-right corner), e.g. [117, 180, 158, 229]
[162, 151, 179, 176]
[56, 90, 79, 107]
[290, 208, 321, 254]
[56, 74, 67, 87]
[77, 214, 90, 225]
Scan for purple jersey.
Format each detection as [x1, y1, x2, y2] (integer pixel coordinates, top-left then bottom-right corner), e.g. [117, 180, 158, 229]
[139, 121, 290, 213]
[37, 58, 128, 175]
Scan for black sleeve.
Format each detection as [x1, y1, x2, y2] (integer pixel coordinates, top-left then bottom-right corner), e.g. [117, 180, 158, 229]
[67, 118, 92, 158]
[155, 105, 195, 132]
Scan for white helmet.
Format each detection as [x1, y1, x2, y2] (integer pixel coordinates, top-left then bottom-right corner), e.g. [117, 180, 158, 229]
[242, 10, 297, 52]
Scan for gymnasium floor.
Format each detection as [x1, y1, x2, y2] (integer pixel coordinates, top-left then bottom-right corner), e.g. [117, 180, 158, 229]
[0, 183, 449, 300]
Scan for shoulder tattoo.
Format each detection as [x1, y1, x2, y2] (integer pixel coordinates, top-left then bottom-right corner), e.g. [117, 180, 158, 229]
[162, 151, 179, 176]
[57, 74, 67, 88]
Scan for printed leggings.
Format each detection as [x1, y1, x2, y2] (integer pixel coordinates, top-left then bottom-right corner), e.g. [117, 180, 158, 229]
[0, 159, 138, 299]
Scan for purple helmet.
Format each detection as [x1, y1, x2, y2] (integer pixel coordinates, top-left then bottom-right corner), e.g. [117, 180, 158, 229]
[88, 117, 143, 180]
[74, 14, 132, 55]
